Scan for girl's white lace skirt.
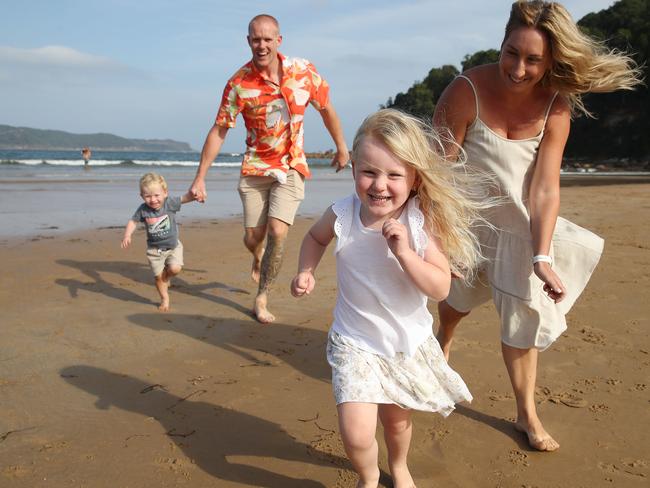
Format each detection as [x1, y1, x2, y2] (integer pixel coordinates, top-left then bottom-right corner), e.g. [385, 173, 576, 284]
[327, 330, 472, 416]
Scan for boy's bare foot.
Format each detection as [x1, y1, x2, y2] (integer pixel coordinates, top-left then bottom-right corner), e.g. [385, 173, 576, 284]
[158, 299, 170, 312]
[254, 295, 275, 324]
[514, 421, 559, 451]
[156, 270, 171, 312]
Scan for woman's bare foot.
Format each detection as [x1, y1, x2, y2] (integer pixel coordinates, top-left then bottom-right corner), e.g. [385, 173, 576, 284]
[514, 421, 559, 451]
[254, 294, 275, 324]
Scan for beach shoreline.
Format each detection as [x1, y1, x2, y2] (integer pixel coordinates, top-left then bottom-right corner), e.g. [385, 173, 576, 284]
[1, 168, 649, 240]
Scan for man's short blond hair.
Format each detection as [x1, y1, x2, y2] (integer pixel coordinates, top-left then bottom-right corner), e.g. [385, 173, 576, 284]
[248, 14, 280, 35]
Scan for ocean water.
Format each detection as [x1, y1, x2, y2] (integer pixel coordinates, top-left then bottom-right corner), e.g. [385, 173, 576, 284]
[0, 150, 354, 238]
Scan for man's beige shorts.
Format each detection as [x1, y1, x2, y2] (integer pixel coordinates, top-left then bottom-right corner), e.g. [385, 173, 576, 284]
[146, 241, 184, 276]
[237, 169, 305, 227]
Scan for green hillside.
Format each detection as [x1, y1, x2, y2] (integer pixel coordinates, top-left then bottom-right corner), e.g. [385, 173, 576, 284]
[0, 124, 193, 152]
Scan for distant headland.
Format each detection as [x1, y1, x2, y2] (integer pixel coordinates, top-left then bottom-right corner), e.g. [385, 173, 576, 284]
[0, 124, 193, 152]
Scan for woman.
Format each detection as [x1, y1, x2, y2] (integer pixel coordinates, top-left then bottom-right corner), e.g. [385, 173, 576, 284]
[433, 0, 641, 451]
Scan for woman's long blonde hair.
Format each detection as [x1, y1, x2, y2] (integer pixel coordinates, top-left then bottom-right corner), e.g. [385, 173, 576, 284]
[504, 0, 643, 116]
[352, 109, 494, 282]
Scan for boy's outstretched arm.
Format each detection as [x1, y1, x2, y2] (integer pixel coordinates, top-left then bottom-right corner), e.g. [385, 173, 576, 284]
[121, 220, 137, 249]
[291, 207, 336, 297]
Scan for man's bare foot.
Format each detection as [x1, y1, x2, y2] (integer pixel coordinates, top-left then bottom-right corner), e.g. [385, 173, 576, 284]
[514, 421, 560, 451]
[254, 295, 275, 324]
[251, 255, 262, 283]
[158, 299, 170, 312]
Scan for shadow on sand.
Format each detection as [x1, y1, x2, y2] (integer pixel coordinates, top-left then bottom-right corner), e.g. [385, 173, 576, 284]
[61, 365, 351, 487]
[55, 259, 251, 316]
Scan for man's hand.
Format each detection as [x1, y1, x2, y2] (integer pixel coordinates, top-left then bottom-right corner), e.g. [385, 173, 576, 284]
[190, 178, 207, 203]
[330, 148, 350, 173]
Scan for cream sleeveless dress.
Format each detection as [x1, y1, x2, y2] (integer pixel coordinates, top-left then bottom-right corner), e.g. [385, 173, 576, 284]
[446, 75, 604, 350]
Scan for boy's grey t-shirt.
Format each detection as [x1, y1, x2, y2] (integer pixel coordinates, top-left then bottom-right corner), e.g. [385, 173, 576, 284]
[132, 196, 182, 249]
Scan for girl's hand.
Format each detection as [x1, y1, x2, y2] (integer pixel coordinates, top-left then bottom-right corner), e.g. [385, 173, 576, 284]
[382, 219, 410, 257]
[121, 236, 131, 249]
[534, 262, 566, 303]
[291, 271, 315, 297]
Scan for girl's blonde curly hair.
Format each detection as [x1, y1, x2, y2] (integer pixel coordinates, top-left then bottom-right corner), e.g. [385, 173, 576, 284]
[352, 108, 496, 282]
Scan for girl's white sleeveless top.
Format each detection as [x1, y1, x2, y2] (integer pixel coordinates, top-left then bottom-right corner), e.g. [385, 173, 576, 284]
[331, 194, 433, 358]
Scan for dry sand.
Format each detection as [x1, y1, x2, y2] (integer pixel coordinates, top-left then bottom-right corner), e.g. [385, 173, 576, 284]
[1, 183, 648, 487]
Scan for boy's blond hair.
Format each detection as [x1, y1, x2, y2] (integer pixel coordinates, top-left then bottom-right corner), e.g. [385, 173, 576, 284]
[139, 173, 168, 193]
[352, 109, 495, 282]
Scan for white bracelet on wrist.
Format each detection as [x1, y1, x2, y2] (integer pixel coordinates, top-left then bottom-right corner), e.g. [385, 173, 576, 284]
[532, 254, 553, 265]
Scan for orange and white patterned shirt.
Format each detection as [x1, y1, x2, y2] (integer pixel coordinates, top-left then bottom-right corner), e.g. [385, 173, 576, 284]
[216, 53, 330, 181]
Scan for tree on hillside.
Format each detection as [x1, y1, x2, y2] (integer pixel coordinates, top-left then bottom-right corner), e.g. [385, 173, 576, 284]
[383, 65, 459, 119]
[461, 49, 500, 71]
[566, 0, 649, 161]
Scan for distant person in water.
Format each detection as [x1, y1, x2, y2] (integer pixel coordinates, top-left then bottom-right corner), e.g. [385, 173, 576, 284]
[81, 147, 91, 166]
[189, 14, 349, 324]
[122, 173, 196, 312]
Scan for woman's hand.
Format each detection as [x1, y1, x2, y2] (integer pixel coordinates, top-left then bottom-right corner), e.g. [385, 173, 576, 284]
[534, 262, 566, 303]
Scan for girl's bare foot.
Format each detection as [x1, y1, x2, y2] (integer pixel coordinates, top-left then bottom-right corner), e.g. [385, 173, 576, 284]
[514, 421, 560, 451]
[390, 464, 416, 488]
[356, 471, 380, 488]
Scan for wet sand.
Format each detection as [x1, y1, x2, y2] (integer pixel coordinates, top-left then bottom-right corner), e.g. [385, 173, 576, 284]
[0, 183, 649, 487]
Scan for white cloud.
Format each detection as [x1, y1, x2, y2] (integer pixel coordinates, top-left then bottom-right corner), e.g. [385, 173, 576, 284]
[0, 45, 121, 69]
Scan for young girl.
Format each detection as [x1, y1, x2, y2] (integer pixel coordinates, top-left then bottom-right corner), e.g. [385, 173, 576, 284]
[291, 109, 490, 488]
[433, 0, 642, 451]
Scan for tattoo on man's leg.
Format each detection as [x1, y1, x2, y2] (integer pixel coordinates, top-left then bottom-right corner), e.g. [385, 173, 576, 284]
[259, 235, 285, 294]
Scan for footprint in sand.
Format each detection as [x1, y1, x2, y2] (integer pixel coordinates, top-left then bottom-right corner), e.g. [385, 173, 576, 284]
[427, 428, 451, 441]
[579, 326, 607, 345]
[545, 389, 588, 408]
[508, 449, 530, 467]
[589, 403, 610, 415]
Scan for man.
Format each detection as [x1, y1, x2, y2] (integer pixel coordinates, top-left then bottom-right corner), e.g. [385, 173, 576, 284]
[190, 14, 349, 324]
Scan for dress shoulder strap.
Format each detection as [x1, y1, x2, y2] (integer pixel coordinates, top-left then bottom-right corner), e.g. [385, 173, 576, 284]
[456, 74, 479, 119]
[543, 92, 560, 126]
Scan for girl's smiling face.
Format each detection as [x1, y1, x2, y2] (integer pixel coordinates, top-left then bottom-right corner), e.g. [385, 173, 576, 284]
[353, 136, 417, 229]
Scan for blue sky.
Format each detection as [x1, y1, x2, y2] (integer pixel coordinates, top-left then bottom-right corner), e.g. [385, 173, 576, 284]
[1, 0, 615, 152]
